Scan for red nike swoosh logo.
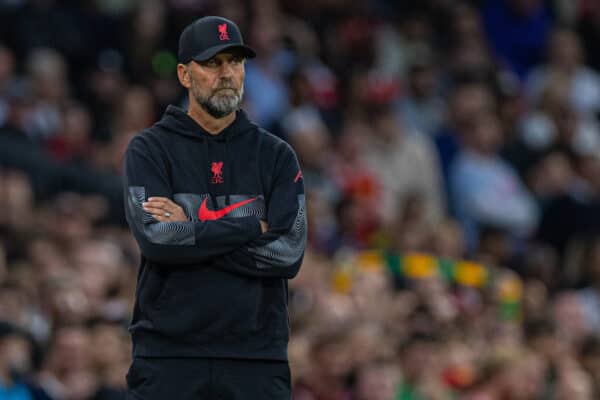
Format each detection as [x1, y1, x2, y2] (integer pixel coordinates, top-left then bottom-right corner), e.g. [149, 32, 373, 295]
[198, 197, 257, 221]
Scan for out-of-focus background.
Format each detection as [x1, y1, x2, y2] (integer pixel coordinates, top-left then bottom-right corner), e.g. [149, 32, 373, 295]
[1, 0, 600, 399]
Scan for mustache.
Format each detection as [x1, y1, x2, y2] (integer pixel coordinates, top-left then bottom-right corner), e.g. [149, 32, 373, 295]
[214, 81, 237, 91]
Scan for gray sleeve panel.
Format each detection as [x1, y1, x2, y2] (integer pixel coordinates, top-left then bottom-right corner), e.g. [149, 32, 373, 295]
[219, 195, 266, 220]
[127, 186, 195, 246]
[248, 194, 306, 269]
[173, 193, 204, 220]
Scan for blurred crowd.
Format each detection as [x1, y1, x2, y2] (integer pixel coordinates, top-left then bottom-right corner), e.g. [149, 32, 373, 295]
[1, 0, 600, 399]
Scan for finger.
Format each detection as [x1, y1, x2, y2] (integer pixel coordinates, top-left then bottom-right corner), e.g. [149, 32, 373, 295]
[147, 197, 177, 207]
[144, 202, 178, 214]
[144, 200, 167, 208]
[142, 205, 165, 214]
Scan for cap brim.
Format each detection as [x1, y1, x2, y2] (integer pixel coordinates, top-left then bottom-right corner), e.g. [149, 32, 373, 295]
[191, 44, 256, 62]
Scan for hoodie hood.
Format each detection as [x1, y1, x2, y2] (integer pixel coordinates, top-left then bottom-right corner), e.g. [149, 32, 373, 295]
[156, 105, 257, 141]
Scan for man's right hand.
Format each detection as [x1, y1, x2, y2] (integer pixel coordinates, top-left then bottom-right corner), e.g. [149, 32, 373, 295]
[260, 220, 268, 233]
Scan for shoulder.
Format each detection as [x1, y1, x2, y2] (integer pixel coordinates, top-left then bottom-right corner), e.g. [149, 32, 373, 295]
[126, 125, 166, 154]
[254, 127, 298, 159]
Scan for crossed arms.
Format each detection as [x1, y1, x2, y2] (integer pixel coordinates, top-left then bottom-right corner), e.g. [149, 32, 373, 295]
[124, 136, 306, 279]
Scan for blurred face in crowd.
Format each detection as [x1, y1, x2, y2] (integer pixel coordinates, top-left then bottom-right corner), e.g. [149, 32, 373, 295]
[27, 48, 68, 102]
[529, 152, 575, 197]
[549, 29, 583, 71]
[48, 326, 92, 375]
[501, 353, 547, 400]
[401, 338, 438, 382]
[0, 335, 31, 375]
[451, 40, 493, 79]
[0, 45, 15, 86]
[62, 103, 92, 147]
[354, 362, 398, 400]
[452, 3, 483, 41]
[133, 2, 165, 42]
[449, 84, 495, 132]
[288, 127, 330, 169]
[178, 50, 246, 119]
[552, 293, 590, 344]
[466, 112, 503, 155]
[1, 170, 34, 230]
[118, 86, 155, 132]
[372, 107, 401, 143]
[311, 334, 354, 381]
[408, 64, 437, 99]
[586, 238, 600, 287]
[91, 323, 130, 388]
[580, 341, 600, 392]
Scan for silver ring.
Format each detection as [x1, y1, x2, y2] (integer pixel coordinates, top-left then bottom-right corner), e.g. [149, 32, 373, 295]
[164, 212, 171, 218]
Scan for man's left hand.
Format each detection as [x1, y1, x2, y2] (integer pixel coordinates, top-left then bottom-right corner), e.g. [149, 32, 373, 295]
[143, 197, 188, 222]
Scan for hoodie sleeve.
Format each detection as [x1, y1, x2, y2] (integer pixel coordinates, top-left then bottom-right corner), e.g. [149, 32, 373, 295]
[212, 144, 307, 279]
[124, 136, 262, 265]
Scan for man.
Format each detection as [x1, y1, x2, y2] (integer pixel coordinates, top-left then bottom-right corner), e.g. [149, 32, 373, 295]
[0, 320, 51, 400]
[123, 16, 306, 400]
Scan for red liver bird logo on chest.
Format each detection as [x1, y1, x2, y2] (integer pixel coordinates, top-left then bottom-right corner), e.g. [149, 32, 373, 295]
[211, 161, 224, 184]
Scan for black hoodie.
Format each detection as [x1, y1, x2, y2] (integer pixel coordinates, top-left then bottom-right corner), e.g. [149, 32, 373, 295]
[123, 105, 306, 360]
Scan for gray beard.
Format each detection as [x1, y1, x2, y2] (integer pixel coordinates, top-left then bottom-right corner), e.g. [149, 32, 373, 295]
[195, 86, 244, 119]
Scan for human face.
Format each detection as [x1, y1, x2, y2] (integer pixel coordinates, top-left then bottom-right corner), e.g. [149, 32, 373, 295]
[186, 51, 245, 119]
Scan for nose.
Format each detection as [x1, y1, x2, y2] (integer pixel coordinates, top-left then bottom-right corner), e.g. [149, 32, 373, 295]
[219, 61, 235, 78]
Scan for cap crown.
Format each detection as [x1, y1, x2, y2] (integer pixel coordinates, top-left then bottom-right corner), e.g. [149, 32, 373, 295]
[178, 16, 249, 63]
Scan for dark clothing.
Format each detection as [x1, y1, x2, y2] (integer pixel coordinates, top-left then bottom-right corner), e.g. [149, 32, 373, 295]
[126, 357, 290, 400]
[123, 106, 306, 361]
[481, 0, 552, 80]
[0, 127, 125, 223]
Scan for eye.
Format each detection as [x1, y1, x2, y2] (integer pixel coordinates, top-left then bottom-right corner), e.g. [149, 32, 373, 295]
[203, 58, 218, 67]
[231, 56, 245, 65]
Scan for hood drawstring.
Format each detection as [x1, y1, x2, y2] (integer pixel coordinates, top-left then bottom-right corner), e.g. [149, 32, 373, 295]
[225, 135, 231, 206]
[202, 138, 218, 209]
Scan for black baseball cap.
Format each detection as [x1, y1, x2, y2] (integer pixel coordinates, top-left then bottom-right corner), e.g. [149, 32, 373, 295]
[178, 16, 256, 63]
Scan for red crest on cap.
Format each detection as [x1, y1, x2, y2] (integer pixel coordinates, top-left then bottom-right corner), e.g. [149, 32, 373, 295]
[218, 23, 230, 41]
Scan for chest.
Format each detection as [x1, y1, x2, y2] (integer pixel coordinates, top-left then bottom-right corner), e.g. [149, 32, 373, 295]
[163, 140, 266, 197]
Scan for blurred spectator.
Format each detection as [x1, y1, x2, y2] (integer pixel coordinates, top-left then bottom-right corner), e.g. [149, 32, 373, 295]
[353, 360, 398, 400]
[577, 0, 600, 71]
[0, 320, 50, 399]
[451, 111, 538, 250]
[525, 28, 600, 119]
[434, 81, 496, 198]
[0, 44, 17, 127]
[395, 46, 446, 137]
[482, 0, 553, 79]
[520, 75, 600, 159]
[123, 1, 169, 85]
[23, 48, 69, 141]
[293, 329, 354, 400]
[577, 237, 600, 331]
[244, 5, 290, 132]
[578, 335, 600, 398]
[362, 105, 444, 225]
[45, 102, 93, 164]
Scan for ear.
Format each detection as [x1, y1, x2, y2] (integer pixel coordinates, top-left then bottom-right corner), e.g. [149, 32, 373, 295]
[177, 63, 191, 89]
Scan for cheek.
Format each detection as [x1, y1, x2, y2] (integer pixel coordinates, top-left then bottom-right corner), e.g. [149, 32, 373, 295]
[236, 69, 245, 86]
